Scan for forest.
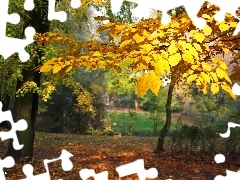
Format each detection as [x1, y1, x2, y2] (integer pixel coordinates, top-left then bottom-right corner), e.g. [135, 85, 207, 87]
[1, 0, 240, 179]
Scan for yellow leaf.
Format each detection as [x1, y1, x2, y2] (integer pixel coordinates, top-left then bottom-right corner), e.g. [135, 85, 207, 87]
[149, 70, 161, 95]
[120, 39, 132, 48]
[202, 14, 210, 20]
[230, 22, 237, 28]
[189, 46, 199, 59]
[151, 39, 160, 45]
[168, 44, 178, 55]
[140, 44, 153, 52]
[170, 21, 179, 28]
[115, 25, 126, 31]
[211, 83, 219, 94]
[182, 52, 194, 63]
[219, 61, 228, 70]
[216, 68, 225, 78]
[187, 74, 197, 84]
[65, 66, 73, 73]
[40, 64, 53, 73]
[163, 59, 171, 73]
[212, 57, 220, 63]
[99, 62, 106, 70]
[136, 73, 150, 97]
[203, 25, 212, 35]
[196, 78, 202, 85]
[210, 72, 218, 82]
[193, 43, 202, 52]
[160, 50, 169, 59]
[202, 62, 212, 71]
[92, 51, 103, 57]
[190, 30, 198, 35]
[201, 72, 210, 83]
[221, 83, 236, 99]
[152, 54, 161, 61]
[224, 73, 232, 83]
[168, 53, 181, 66]
[53, 64, 62, 74]
[194, 33, 205, 43]
[134, 63, 147, 71]
[142, 56, 152, 63]
[133, 34, 145, 43]
[222, 47, 230, 54]
[191, 64, 200, 70]
[219, 23, 230, 32]
[202, 84, 207, 94]
[182, 73, 188, 78]
[188, 70, 194, 74]
[153, 60, 165, 76]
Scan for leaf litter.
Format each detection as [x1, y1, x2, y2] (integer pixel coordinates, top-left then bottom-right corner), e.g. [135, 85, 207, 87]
[0, 132, 239, 179]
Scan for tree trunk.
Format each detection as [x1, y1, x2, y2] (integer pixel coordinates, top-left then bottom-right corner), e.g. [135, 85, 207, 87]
[182, 101, 187, 116]
[5, 68, 37, 161]
[155, 83, 174, 152]
[5, 0, 50, 162]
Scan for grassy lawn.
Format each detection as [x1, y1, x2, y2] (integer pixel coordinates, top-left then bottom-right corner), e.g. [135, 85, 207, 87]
[107, 112, 177, 135]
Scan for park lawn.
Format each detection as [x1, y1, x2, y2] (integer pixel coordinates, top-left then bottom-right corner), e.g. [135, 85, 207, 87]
[107, 112, 177, 134]
[0, 132, 238, 179]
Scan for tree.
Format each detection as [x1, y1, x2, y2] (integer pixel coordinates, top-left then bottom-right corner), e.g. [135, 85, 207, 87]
[5, 0, 103, 162]
[4, 0, 51, 162]
[39, 2, 239, 152]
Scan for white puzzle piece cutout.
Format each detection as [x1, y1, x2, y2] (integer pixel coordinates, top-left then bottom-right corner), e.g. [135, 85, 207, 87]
[116, 159, 158, 180]
[111, 0, 240, 35]
[79, 169, 109, 180]
[0, 156, 15, 180]
[21, 149, 74, 180]
[0, 102, 28, 150]
[0, 0, 35, 62]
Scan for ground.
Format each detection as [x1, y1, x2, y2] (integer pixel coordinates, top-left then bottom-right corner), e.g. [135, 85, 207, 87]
[0, 133, 239, 180]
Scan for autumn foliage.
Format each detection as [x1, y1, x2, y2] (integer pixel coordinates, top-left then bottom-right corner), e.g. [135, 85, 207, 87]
[38, 2, 239, 100]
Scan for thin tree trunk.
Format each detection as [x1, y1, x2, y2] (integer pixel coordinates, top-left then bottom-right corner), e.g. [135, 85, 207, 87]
[155, 83, 174, 152]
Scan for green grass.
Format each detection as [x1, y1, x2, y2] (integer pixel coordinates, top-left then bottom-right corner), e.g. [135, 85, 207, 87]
[107, 112, 177, 134]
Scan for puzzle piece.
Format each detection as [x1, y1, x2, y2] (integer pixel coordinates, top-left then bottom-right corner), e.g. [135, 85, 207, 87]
[24, 0, 34, 11]
[79, 169, 108, 180]
[116, 159, 158, 180]
[70, 0, 81, 9]
[232, 83, 240, 95]
[0, 0, 36, 62]
[215, 154, 225, 164]
[215, 170, 240, 180]
[219, 122, 240, 138]
[21, 149, 74, 180]
[48, 0, 81, 23]
[0, 101, 28, 150]
[0, 156, 15, 180]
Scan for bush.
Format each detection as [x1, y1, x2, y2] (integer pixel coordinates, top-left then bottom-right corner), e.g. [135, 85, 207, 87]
[170, 119, 240, 154]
